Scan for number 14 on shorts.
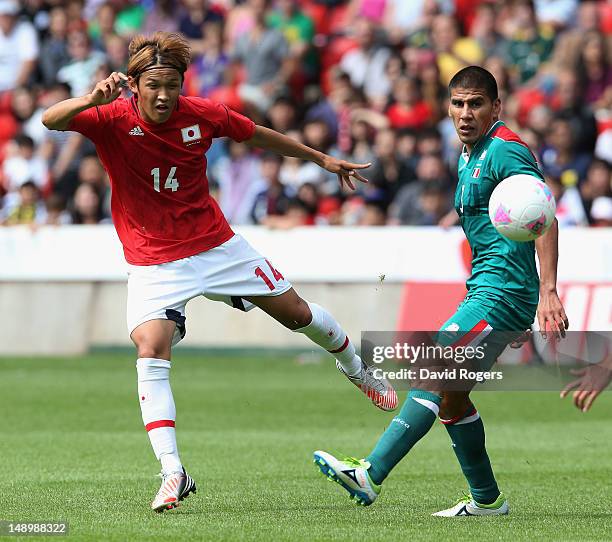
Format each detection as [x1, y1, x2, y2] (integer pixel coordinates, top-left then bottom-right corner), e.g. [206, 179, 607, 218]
[255, 260, 284, 290]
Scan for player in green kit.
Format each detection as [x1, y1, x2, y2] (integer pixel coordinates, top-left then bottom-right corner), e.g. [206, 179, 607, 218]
[313, 66, 569, 516]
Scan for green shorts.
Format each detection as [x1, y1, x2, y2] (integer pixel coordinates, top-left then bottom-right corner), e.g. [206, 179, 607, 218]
[435, 293, 536, 371]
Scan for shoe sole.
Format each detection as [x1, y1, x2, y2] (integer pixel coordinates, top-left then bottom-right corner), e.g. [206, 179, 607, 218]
[313, 453, 373, 506]
[153, 480, 197, 513]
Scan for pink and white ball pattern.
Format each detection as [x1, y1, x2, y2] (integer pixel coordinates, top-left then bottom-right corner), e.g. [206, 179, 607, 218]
[488, 174, 556, 242]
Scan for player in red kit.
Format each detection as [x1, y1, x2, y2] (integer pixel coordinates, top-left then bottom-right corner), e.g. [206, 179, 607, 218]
[42, 32, 397, 512]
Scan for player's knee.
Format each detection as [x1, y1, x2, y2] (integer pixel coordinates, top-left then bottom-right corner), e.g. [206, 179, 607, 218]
[439, 392, 471, 420]
[132, 333, 171, 360]
[285, 296, 312, 330]
[136, 343, 170, 360]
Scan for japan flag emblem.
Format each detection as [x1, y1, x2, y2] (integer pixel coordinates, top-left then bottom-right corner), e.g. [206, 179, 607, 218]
[181, 124, 201, 144]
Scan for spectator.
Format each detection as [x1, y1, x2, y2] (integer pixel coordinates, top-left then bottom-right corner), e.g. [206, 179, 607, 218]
[42, 192, 72, 225]
[483, 56, 511, 101]
[0, 0, 607, 231]
[416, 127, 444, 158]
[395, 128, 419, 170]
[533, 0, 578, 29]
[265, 96, 298, 134]
[590, 196, 612, 227]
[77, 153, 107, 192]
[36, 83, 88, 199]
[70, 182, 108, 224]
[358, 197, 388, 226]
[112, 0, 146, 39]
[212, 140, 266, 225]
[416, 180, 452, 225]
[179, 0, 224, 55]
[386, 76, 433, 131]
[501, 0, 554, 85]
[430, 13, 483, 85]
[267, 0, 316, 81]
[103, 33, 128, 73]
[367, 128, 414, 202]
[577, 30, 612, 110]
[469, 2, 506, 57]
[346, 118, 375, 166]
[0, 87, 43, 150]
[57, 30, 106, 97]
[339, 18, 391, 104]
[232, 0, 291, 114]
[0, 0, 39, 92]
[224, 0, 256, 53]
[2, 133, 48, 196]
[89, 2, 117, 52]
[143, 0, 179, 36]
[39, 6, 71, 86]
[346, 0, 387, 25]
[388, 154, 451, 225]
[1, 180, 45, 225]
[302, 118, 340, 193]
[540, 117, 592, 186]
[251, 152, 291, 224]
[184, 22, 229, 98]
[418, 52, 445, 122]
[550, 0, 605, 70]
[595, 127, 612, 164]
[263, 183, 318, 229]
[383, 0, 428, 45]
[545, 174, 588, 227]
[279, 129, 326, 191]
[555, 70, 597, 153]
[580, 159, 612, 223]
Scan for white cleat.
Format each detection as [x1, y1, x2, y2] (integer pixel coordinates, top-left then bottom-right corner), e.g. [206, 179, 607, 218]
[336, 360, 398, 411]
[151, 468, 197, 513]
[313, 450, 381, 506]
[432, 492, 509, 516]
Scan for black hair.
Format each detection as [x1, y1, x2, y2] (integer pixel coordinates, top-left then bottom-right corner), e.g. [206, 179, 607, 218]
[14, 134, 34, 148]
[448, 66, 498, 102]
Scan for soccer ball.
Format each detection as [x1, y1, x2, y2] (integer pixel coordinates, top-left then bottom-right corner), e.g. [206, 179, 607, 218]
[488, 174, 556, 242]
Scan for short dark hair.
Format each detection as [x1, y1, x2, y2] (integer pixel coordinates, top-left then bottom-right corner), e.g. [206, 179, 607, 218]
[448, 66, 498, 102]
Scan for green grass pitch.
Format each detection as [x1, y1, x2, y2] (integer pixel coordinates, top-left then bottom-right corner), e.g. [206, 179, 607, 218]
[1, 352, 611, 541]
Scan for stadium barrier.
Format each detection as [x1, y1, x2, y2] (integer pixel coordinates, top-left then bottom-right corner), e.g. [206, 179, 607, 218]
[0, 226, 610, 354]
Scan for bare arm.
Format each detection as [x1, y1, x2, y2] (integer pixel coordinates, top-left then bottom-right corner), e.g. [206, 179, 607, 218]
[16, 59, 37, 88]
[51, 133, 84, 180]
[42, 71, 127, 131]
[535, 218, 569, 338]
[245, 125, 370, 190]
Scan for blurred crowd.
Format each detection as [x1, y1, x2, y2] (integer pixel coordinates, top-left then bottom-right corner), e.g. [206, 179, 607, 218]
[0, 0, 611, 228]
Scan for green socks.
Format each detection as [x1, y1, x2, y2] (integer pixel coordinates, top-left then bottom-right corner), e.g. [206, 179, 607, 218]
[366, 389, 441, 485]
[444, 410, 500, 505]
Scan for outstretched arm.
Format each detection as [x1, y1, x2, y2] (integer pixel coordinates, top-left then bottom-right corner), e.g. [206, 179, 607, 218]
[245, 125, 369, 190]
[535, 218, 569, 338]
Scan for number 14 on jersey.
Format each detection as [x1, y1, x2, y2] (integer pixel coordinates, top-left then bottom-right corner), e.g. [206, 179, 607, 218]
[151, 167, 180, 192]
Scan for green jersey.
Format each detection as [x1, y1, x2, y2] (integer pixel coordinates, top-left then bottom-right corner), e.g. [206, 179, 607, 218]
[455, 120, 542, 314]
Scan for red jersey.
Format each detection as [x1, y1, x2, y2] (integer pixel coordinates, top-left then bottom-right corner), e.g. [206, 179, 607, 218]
[68, 96, 255, 265]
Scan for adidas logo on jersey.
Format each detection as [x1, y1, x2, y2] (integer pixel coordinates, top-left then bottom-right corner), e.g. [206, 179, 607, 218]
[129, 125, 144, 136]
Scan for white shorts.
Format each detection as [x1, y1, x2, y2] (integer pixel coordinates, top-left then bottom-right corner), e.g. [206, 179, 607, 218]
[126, 234, 292, 345]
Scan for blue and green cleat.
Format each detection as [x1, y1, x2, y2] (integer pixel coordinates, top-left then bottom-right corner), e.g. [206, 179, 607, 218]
[313, 450, 381, 506]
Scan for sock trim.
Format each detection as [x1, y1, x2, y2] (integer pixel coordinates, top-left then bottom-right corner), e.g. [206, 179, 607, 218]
[145, 419, 176, 432]
[440, 407, 478, 425]
[455, 410, 480, 425]
[412, 397, 440, 416]
[408, 389, 442, 404]
[329, 336, 349, 354]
